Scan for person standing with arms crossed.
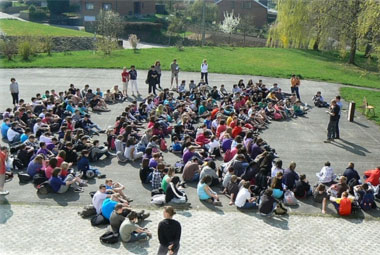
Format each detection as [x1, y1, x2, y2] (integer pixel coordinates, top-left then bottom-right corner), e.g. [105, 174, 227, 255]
[290, 74, 301, 101]
[335, 95, 343, 139]
[157, 206, 181, 255]
[121, 67, 129, 98]
[201, 59, 208, 85]
[324, 99, 340, 143]
[10, 78, 19, 107]
[129, 65, 141, 97]
[155, 60, 162, 90]
[170, 59, 179, 91]
[147, 65, 158, 96]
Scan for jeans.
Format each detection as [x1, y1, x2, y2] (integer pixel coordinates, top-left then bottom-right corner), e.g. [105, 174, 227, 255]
[0, 174, 5, 191]
[149, 82, 156, 95]
[157, 244, 180, 255]
[335, 115, 340, 138]
[191, 172, 200, 182]
[238, 201, 257, 209]
[130, 80, 139, 94]
[145, 172, 153, 184]
[327, 120, 337, 139]
[128, 232, 147, 242]
[291, 86, 300, 100]
[89, 123, 102, 131]
[11, 93, 19, 105]
[171, 197, 187, 204]
[58, 174, 79, 193]
[201, 72, 208, 84]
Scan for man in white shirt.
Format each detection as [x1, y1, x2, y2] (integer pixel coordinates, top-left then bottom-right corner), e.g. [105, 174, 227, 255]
[201, 59, 208, 85]
[92, 184, 110, 215]
[235, 181, 257, 209]
[316, 161, 336, 186]
[7, 123, 22, 144]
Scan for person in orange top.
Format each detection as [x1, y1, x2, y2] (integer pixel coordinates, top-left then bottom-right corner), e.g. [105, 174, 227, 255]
[364, 166, 380, 187]
[216, 120, 227, 139]
[330, 191, 353, 216]
[290, 74, 301, 100]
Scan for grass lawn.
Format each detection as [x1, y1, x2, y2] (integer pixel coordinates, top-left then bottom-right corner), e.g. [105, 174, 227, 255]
[1, 47, 379, 89]
[340, 87, 380, 125]
[0, 19, 93, 37]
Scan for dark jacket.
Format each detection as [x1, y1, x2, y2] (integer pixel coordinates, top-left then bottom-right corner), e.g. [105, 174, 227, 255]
[158, 219, 181, 250]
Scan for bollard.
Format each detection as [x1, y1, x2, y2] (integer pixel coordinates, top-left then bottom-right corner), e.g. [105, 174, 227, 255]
[348, 101, 355, 122]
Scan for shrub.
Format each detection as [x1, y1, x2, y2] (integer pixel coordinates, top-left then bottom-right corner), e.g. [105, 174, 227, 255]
[0, 39, 17, 60]
[29, 7, 47, 22]
[41, 36, 54, 56]
[18, 40, 32, 60]
[128, 34, 140, 53]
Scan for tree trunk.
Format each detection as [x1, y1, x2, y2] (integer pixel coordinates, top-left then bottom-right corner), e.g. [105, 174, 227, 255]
[243, 32, 246, 47]
[364, 43, 372, 58]
[348, 35, 357, 65]
[313, 37, 320, 51]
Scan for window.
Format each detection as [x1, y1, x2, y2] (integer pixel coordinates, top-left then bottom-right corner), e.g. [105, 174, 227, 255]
[243, 2, 252, 9]
[84, 16, 96, 22]
[85, 3, 94, 10]
[103, 3, 112, 11]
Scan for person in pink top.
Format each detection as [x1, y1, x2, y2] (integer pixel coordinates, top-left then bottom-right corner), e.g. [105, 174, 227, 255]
[121, 67, 129, 97]
[45, 158, 58, 179]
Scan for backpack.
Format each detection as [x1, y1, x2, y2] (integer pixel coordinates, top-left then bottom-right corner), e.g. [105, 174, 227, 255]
[37, 181, 53, 195]
[78, 205, 97, 218]
[151, 188, 164, 197]
[33, 172, 48, 185]
[99, 231, 119, 244]
[223, 149, 234, 163]
[160, 138, 167, 151]
[151, 194, 166, 205]
[360, 192, 375, 211]
[85, 170, 96, 179]
[347, 178, 358, 191]
[91, 214, 109, 226]
[18, 172, 32, 184]
[274, 202, 288, 215]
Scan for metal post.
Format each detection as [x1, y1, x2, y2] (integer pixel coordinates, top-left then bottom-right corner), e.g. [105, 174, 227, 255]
[348, 101, 355, 122]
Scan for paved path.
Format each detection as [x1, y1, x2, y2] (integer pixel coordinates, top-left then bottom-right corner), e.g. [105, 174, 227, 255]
[0, 69, 379, 216]
[1, 203, 380, 255]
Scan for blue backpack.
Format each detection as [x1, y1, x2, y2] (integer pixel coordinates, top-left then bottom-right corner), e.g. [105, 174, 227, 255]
[360, 192, 375, 211]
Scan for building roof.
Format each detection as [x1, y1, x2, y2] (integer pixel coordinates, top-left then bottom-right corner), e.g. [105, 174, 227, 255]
[215, 0, 268, 9]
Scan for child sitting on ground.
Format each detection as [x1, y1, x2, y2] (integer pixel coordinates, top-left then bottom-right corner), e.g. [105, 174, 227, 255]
[312, 91, 329, 108]
[170, 136, 182, 154]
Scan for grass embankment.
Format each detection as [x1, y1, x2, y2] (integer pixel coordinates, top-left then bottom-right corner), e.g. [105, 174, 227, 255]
[0, 19, 93, 37]
[1, 47, 379, 89]
[340, 87, 380, 125]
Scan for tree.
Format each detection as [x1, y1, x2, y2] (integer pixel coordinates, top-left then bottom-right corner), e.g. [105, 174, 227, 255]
[268, 0, 380, 65]
[47, 0, 69, 15]
[238, 16, 256, 46]
[219, 10, 240, 45]
[95, 10, 123, 55]
[168, 14, 188, 45]
[0, 38, 17, 60]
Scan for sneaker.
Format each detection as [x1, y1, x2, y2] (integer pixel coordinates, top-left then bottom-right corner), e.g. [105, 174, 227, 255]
[127, 198, 134, 203]
[324, 139, 332, 143]
[213, 201, 222, 206]
[138, 236, 149, 242]
[97, 174, 106, 179]
[0, 190, 9, 195]
[140, 213, 150, 221]
[79, 182, 88, 187]
[74, 187, 84, 193]
[99, 130, 106, 134]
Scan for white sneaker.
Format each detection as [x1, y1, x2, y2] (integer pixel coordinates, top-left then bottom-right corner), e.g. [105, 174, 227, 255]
[0, 190, 9, 195]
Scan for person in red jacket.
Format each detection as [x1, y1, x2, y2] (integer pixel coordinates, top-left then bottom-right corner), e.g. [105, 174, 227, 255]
[364, 166, 380, 187]
[330, 191, 353, 216]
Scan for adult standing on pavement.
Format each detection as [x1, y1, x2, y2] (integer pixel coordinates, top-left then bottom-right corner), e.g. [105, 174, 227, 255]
[155, 60, 162, 90]
[290, 74, 301, 100]
[324, 99, 340, 143]
[201, 59, 209, 85]
[0, 146, 9, 195]
[157, 206, 181, 255]
[121, 67, 129, 97]
[147, 65, 158, 96]
[10, 78, 19, 107]
[170, 59, 179, 91]
[335, 95, 343, 139]
[129, 65, 141, 97]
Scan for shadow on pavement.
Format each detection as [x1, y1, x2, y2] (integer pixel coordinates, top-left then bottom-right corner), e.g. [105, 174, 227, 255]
[200, 200, 224, 215]
[37, 190, 80, 206]
[353, 121, 369, 128]
[330, 139, 370, 156]
[262, 215, 290, 230]
[122, 240, 150, 255]
[0, 197, 13, 224]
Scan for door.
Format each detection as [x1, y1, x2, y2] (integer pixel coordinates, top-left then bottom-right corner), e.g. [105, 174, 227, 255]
[134, 2, 141, 15]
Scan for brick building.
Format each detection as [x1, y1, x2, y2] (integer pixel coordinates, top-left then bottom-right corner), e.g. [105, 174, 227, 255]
[78, 0, 156, 22]
[216, 0, 268, 27]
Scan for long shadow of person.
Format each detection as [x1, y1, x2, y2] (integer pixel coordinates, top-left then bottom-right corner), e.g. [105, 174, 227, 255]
[0, 197, 13, 224]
